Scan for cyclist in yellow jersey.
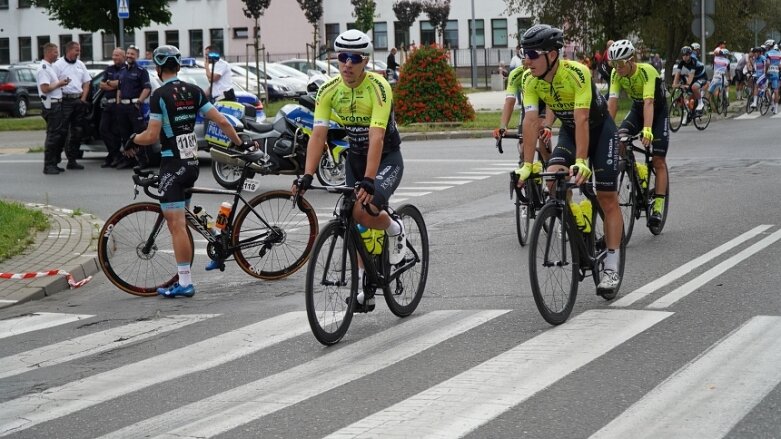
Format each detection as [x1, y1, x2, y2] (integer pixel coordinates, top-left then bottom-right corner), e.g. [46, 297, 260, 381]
[606, 39, 669, 226]
[516, 24, 623, 296]
[293, 29, 407, 268]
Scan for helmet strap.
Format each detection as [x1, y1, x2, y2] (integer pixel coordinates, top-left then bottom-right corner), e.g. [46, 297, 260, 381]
[535, 50, 559, 80]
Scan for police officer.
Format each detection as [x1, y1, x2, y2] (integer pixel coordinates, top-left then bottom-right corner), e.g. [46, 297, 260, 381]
[99, 47, 126, 167]
[203, 45, 234, 102]
[53, 41, 91, 170]
[36, 42, 69, 175]
[115, 45, 151, 168]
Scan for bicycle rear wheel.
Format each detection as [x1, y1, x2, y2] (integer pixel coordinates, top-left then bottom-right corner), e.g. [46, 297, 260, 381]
[384, 204, 429, 317]
[97, 202, 193, 296]
[694, 98, 711, 130]
[647, 170, 670, 236]
[668, 89, 684, 132]
[528, 203, 578, 325]
[305, 221, 357, 345]
[232, 190, 318, 280]
[616, 161, 637, 245]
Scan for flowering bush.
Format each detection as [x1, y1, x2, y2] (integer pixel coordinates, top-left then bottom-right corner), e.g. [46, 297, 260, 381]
[394, 44, 475, 125]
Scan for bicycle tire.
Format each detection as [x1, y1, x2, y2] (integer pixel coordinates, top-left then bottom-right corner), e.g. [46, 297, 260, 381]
[97, 202, 193, 296]
[305, 221, 357, 345]
[694, 98, 711, 130]
[316, 149, 347, 187]
[212, 160, 251, 190]
[383, 204, 429, 317]
[616, 162, 637, 245]
[515, 186, 531, 246]
[668, 89, 684, 132]
[232, 190, 318, 280]
[746, 93, 755, 114]
[648, 171, 670, 236]
[528, 203, 578, 325]
[759, 92, 771, 115]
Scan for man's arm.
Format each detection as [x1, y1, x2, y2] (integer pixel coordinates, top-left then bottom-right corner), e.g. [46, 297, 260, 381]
[607, 96, 619, 120]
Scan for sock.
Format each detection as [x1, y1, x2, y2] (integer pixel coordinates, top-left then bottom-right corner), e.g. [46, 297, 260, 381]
[386, 218, 401, 236]
[356, 268, 366, 304]
[177, 263, 192, 287]
[605, 249, 619, 272]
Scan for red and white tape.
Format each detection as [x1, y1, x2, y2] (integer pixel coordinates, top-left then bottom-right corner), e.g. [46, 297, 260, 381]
[0, 270, 92, 288]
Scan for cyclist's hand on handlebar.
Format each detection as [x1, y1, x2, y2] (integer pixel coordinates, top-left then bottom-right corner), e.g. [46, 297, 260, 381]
[640, 127, 654, 147]
[569, 158, 592, 185]
[121, 133, 139, 158]
[538, 125, 552, 144]
[292, 174, 313, 195]
[492, 127, 506, 140]
[355, 177, 375, 205]
[515, 162, 533, 182]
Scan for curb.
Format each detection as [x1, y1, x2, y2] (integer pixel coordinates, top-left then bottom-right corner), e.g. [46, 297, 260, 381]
[0, 203, 102, 309]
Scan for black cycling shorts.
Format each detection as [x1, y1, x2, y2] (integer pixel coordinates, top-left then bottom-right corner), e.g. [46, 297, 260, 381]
[346, 149, 404, 208]
[548, 118, 619, 192]
[158, 158, 199, 209]
[620, 102, 670, 157]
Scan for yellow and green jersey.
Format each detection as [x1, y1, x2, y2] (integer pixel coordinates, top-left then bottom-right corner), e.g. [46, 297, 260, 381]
[609, 62, 664, 108]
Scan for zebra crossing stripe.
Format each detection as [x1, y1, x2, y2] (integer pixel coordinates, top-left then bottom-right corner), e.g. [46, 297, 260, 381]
[324, 309, 672, 439]
[398, 186, 454, 191]
[0, 313, 94, 340]
[0, 311, 310, 436]
[734, 113, 761, 120]
[590, 316, 781, 439]
[438, 175, 491, 180]
[0, 314, 217, 380]
[98, 310, 511, 438]
[612, 225, 773, 307]
[458, 171, 504, 175]
[415, 180, 472, 185]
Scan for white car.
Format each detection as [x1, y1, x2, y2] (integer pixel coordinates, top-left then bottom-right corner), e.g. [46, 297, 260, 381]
[278, 58, 340, 78]
[235, 62, 308, 95]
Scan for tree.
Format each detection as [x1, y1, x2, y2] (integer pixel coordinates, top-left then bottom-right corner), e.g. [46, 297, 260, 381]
[242, 0, 271, 102]
[393, 0, 423, 49]
[30, 0, 171, 45]
[422, 0, 451, 47]
[394, 44, 474, 124]
[351, 0, 376, 33]
[297, 0, 323, 65]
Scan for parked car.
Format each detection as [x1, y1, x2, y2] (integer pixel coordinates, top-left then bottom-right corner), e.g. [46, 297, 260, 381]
[0, 64, 43, 117]
[278, 58, 340, 78]
[227, 63, 301, 100]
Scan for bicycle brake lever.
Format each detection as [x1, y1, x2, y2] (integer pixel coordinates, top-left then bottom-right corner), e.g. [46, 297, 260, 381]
[495, 136, 504, 154]
[133, 185, 139, 200]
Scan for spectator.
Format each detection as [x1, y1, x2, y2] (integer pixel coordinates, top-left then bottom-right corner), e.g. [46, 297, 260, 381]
[596, 39, 614, 90]
[204, 45, 235, 102]
[651, 53, 663, 73]
[53, 41, 91, 170]
[36, 43, 69, 175]
[387, 47, 399, 80]
[115, 45, 151, 169]
[509, 45, 523, 70]
[497, 61, 509, 88]
[98, 47, 125, 168]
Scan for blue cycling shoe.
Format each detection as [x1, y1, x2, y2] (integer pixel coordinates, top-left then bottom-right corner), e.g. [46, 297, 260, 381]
[157, 283, 195, 298]
[205, 259, 221, 271]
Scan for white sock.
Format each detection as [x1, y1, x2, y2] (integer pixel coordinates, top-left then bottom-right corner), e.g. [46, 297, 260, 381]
[386, 218, 401, 236]
[605, 250, 619, 272]
[177, 263, 192, 287]
[356, 268, 365, 304]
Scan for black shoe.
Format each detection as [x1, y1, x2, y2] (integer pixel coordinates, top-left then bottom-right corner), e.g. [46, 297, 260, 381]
[648, 211, 662, 227]
[109, 157, 123, 167]
[66, 161, 84, 170]
[56, 165, 66, 172]
[43, 166, 61, 175]
[115, 160, 134, 169]
[100, 161, 114, 168]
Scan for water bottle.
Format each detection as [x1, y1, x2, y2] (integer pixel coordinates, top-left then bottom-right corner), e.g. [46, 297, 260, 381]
[213, 201, 232, 234]
[635, 162, 648, 189]
[579, 199, 593, 233]
[193, 205, 210, 229]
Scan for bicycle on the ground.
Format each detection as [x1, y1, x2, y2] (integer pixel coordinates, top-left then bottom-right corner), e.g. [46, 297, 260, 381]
[495, 131, 548, 246]
[668, 85, 711, 132]
[97, 151, 319, 296]
[299, 185, 429, 345]
[616, 133, 670, 245]
[527, 170, 626, 325]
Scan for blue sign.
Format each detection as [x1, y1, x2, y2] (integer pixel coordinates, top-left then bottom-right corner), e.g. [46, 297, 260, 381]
[118, 0, 129, 19]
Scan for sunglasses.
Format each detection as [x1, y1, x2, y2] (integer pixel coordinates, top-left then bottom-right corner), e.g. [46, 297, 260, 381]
[337, 52, 367, 64]
[609, 59, 630, 68]
[523, 49, 549, 60]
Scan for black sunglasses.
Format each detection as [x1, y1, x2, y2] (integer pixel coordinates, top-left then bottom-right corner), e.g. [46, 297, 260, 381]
[523, 49, 549, 60]
[337, 52, 367, 64]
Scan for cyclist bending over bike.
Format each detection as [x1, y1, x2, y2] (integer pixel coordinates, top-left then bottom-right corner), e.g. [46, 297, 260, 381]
[515, 24, 624, 295]
[606, 39, 669, 226]
[123, 45, 247, 298]
[293, 30, 407, 273]
[672, 46, 708, 112]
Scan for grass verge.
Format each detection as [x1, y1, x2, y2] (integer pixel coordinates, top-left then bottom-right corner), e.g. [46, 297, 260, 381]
[0, 200, 49, 263]
[0, 116, 46, 132]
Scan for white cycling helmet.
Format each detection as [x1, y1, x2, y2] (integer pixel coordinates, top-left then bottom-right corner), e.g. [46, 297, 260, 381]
[334, 29, 373, 54]
[608, 39, 635, 61]
[764, 39, 775, 48]
[691, 42, 701, 50]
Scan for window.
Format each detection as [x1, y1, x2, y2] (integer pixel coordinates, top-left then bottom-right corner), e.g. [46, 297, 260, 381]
[420, 21, 435, 46]
[17, 67, 35, 82]
[37, 36, 50, 60]
[18, 0, 31, 7]
[468, 19, 485, 48]
[0, 0, 9, 10]
[79, 33, 93, 61]
[325, 23, 339, 50]
[165, 30, 179, 48]
[209, 28, 224, 54]
[59, 34, 72, 56]
[516, 18, 533, 46]
[102, 33, 115, 60]
[18, 36, 31, 61]
[0, 38, 9, 64]
[189, 29, 203, 58]
[373, 22, 388, 50]
[393, 21, 410, 50]
[443, 20, 458, 49]
[492, 19, 508, 47]
[145, 31, 158, 55]
[233, 27, 248, 39]
[124, 32, 136, 50]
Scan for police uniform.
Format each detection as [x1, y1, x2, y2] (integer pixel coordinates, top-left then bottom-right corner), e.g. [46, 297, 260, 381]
[208, 58, 234, 101]
[53, 56, 92, 168]
[35, 60, 65, 173]
[99, 62, 124, 167]
[116, 61, 151, 167]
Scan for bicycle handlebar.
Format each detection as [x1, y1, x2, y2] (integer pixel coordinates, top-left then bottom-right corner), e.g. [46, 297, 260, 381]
[494, 131, 522, 154]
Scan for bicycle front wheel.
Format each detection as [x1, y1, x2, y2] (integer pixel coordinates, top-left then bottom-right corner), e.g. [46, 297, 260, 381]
[97, 202, 192, 296]
[232, 190, 318, 280]
[694, 98, 711, 130]
[759, 93, 771, 115]
[384, 204, 429, 317]
[305, 221, 357, 345]
[528, 204, 578, 325]
[515, 185, 531, 246]
[616, 161, 637, 245]
[668, 89, 684, 132]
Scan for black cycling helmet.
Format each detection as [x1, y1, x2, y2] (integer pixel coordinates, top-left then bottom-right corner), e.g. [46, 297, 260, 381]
[153, 45, 182, 67]
[680, 46, 693, 55]
[521, 24, 564, 51]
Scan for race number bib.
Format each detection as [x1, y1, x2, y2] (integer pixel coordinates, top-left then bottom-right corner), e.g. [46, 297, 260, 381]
[242, 177, 260, 192]
[176, 132, 197, 159]
[769, 65, 779, 74]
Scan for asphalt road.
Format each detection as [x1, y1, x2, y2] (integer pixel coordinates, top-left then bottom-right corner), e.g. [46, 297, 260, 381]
[0, 114, 780, 438]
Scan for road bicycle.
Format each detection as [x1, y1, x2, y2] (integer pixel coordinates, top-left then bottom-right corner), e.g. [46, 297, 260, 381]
[97, 150, 318, 296]
[745, 79, 771, 115]
[300, 185, 429, 345]
[616, 133, 670, 245]
[495, 131, 548, 246]
[668, 86, 711, 132]
[710, 78, 730, 116]
[528, 171, 626, 325]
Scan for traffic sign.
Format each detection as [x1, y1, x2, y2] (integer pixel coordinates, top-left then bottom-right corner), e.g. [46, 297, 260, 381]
[692, 16, 715, 38]
[118, 0, 129, 19]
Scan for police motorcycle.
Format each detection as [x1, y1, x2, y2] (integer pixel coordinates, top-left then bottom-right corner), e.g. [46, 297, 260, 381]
[207, 93, 349, 190]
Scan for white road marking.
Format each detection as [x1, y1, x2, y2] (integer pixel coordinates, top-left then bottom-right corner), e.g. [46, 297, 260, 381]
[415, 180, 472, 185]
[612, 225, 773, 307]
[398, 186, 454, 191]
[325, 309, 672, 439]
[734, 113, 761, 120]
[392, 191, 431, 197]
[438, 175, 491, 180]
[0, 312, 310, 436]
[590, 316, 781, 439]
[458, 171, 505, 175]
[0, 313, 94, 340]
[0, 314, 217, 380]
